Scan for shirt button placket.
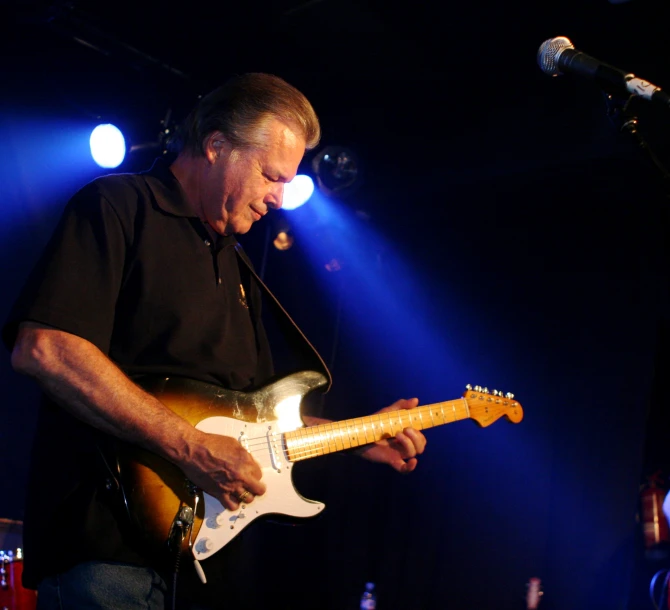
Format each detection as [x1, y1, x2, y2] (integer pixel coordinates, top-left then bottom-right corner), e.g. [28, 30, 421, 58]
[204, 238, 220, 286]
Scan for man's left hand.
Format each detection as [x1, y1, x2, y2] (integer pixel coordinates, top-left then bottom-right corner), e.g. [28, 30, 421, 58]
[357, 398, 427, 473]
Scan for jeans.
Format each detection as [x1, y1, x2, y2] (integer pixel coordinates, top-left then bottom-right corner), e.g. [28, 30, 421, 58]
[36, 561, 168, 610]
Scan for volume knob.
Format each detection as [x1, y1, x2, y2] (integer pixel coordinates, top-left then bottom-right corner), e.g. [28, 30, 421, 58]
[196, 538, 215, 554]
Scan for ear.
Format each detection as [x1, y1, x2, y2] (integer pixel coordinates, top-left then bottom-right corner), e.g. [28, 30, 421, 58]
[204, 131, 228, 163]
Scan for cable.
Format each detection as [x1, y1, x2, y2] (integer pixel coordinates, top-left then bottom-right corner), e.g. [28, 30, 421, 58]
[649, 569, 670, 610]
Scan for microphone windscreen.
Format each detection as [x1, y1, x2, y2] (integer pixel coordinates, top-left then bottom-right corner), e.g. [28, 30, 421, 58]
[537, 36, 574, 76]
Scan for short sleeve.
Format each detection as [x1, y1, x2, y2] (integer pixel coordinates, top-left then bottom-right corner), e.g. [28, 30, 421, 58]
[2, 181, 128, 354]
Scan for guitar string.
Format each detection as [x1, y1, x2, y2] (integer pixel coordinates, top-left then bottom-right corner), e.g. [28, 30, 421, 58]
[207, 401, 483, 464]
[231, 404, 466, 458]
[192, 412, 459, 494]
[232, 420, 417, 450]
[193, 401, 513, 497]
[236, 427, 405, 461]
[236, 415, 433, 452]
[232, 413, 454, 461]
[196, 397, 502, 460]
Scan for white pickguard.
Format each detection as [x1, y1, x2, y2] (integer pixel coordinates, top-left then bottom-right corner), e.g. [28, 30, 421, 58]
[191, 416, 324, 562]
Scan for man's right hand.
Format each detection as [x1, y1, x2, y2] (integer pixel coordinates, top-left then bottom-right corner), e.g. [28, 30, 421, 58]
[180, 431, 267, 510]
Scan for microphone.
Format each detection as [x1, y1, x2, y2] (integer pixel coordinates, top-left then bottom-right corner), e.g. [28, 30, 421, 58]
[537, 36, 670, 108]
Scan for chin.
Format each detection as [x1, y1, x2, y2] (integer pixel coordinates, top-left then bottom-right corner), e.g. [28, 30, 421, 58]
[231, 221, 254, 235]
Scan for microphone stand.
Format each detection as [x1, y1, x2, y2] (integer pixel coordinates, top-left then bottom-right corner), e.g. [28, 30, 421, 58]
[604, 93, 670, 189]
[604, 92, 670, 278]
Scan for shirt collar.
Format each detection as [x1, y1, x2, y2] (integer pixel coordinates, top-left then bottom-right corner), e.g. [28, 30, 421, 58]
[141, 157, 196, 218]
[142, 157, 239, 249]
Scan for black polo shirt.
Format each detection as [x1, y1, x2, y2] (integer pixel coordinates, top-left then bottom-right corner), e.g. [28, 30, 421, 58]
[4, 158, 272, 388]
[3, 159, 275, 588]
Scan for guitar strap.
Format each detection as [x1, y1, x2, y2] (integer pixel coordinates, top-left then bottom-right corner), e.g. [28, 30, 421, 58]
[233, 243, 333, 393]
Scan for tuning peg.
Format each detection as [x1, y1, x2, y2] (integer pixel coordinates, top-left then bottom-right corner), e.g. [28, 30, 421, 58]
[483, 387, 489, 394]
[465, 384, 472, 390]
[492, 390, 499, 396]
[474, 385, 481, 392]
[505, 392, 515, 399]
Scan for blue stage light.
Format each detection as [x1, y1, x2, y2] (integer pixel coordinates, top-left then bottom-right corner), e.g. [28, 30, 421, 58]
[283, 174, 314, 210]
[89, 124, 126, 168]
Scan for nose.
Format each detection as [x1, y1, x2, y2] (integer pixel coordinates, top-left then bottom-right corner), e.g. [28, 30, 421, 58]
[265, 183, 284, 210]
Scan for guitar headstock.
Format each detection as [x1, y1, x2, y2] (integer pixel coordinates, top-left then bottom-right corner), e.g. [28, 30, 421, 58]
[526, 577, 542, 609]
[463, 385, 524, 427]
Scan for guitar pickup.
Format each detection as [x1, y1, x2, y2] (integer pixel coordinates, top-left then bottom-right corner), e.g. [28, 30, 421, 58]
[267, 427, 282, 472]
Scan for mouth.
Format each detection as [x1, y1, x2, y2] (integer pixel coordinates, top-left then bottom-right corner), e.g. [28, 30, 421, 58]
[250, 205, 264, 221]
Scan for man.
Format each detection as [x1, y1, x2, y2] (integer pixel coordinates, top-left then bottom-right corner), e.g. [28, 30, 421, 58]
[4, 73, 426, 609]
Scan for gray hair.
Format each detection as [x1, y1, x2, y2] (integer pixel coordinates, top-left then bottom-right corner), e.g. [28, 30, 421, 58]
[178, 73, 320, 156]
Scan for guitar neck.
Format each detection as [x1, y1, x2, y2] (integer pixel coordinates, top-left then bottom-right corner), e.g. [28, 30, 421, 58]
[284, 399, 470, 462]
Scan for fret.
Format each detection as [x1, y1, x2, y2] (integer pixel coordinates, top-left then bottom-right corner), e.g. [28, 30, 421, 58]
[330, 423, 342, 453]
[324, 423, 337, 454]
[315, 428, 327, 456]
[339, 421, 352, 450]
[301, 425, 316, 458]
[349, 418, 363, 448]
[355, 418, 368, 447]
[373, 413, 385, 441]
[300, 427, 316, 458]
[358, 418, 370, 446]
[370, 415, 381, 442]
[345, 419, 356, 449]
[360, 418, 370, 445]
[396, 412, 405, 434]
[388, 412, 402, 436]
[378, 416, 387, 439]
[316, 428, 325, 455]
[462, 397, 470, 418]
[332, 424, 345, 452]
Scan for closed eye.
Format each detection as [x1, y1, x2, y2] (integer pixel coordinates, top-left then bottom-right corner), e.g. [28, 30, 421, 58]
[264, 171, 290, 183]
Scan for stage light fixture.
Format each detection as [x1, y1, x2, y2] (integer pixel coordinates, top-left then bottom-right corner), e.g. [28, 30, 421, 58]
[89, 123, 126, 168]
[273, 230, 294, 251]
[311, 145, 360, 197]
[271, 214, 295, 251]
[283, 174, 314, 210]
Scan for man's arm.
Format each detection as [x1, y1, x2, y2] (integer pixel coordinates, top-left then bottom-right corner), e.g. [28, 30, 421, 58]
[11, 321, 266, 509]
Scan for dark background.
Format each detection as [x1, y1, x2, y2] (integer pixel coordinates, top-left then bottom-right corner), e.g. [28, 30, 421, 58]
[2, 0, 670, 608]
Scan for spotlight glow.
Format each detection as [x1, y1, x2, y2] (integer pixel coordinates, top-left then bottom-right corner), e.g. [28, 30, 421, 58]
[89, 124, 126, 169]
[283, 174, 314, 210]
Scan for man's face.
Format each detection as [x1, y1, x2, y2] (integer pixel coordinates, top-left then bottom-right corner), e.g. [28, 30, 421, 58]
[201, 118, 306, 235]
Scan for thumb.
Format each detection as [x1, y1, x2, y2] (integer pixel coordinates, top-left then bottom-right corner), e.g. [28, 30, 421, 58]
[398, 397, 419, 410]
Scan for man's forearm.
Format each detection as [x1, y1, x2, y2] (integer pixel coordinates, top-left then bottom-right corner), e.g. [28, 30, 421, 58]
[11, 322, 201, 465]
[11, 321, 268, 508]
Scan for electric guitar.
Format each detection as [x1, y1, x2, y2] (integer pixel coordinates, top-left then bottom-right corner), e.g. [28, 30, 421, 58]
[115, 371, 523, 578]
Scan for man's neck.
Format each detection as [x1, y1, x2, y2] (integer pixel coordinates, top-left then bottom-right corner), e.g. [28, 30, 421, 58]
[170, 154, 206, 221]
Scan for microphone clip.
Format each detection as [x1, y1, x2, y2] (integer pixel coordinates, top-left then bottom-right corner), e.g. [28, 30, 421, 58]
[603, 93, 642, 137]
